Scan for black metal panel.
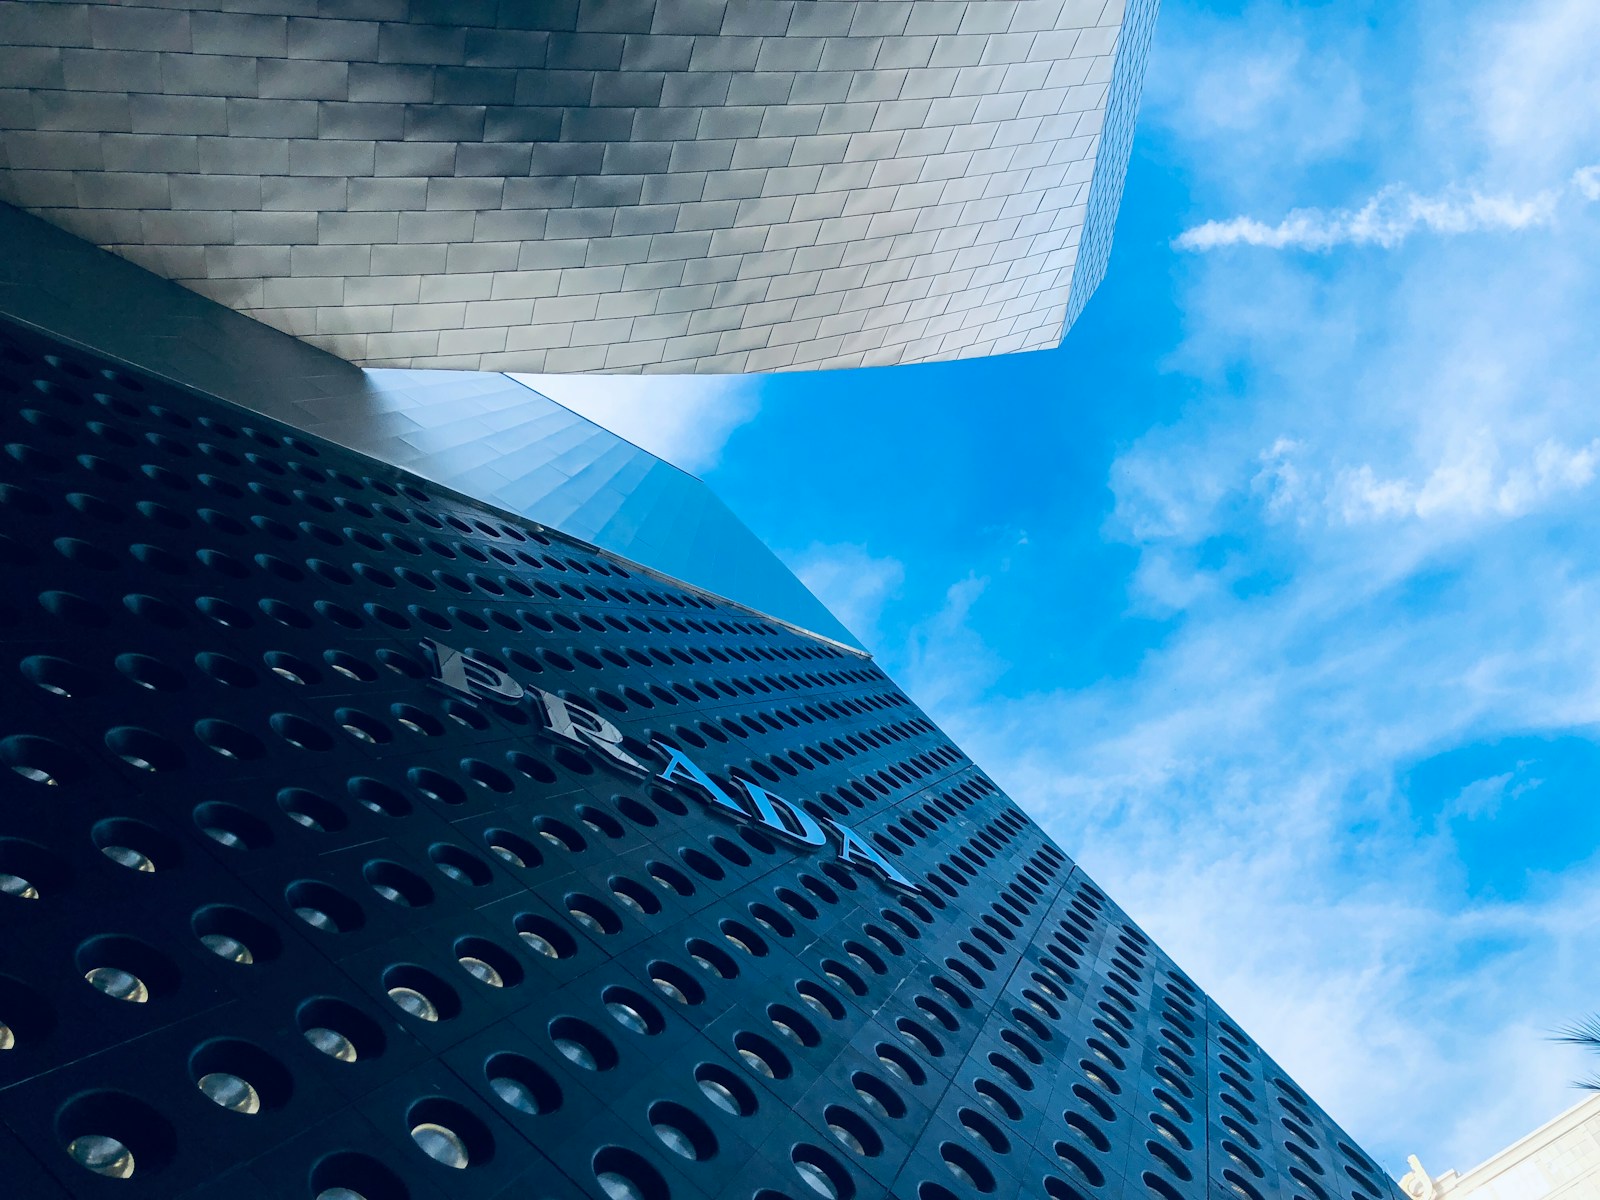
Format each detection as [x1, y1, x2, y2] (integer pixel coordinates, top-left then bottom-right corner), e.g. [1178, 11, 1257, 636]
[0, 313, 1398, 1200]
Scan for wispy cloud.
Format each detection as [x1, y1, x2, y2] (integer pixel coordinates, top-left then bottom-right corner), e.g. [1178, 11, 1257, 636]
[786, 542, 905, 651]
[885, 0, 1600, 1172]
[1250, 435, 1600, 526]
[1142, 9, 1367, 176]
[891, 504, 1600, 1173]
[1174, 167, 1598, 252]
[1333, 437, 1600, 523]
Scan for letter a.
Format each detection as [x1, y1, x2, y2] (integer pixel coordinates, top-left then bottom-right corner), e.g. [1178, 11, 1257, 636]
[740, 781, 826, 847]
[831, 821, 919, 892]
[654, 744, 747, 819]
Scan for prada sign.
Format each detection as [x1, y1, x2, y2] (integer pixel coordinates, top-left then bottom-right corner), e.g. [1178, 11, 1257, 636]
[422, 640, 919, 895]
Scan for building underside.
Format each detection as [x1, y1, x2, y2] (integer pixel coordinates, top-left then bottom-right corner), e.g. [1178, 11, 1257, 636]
[0, 0, 1158, 372]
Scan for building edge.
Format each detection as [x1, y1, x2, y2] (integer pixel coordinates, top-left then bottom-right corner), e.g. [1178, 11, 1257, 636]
[1062, 0, 1162, 336]
[0, 200, 861, 650]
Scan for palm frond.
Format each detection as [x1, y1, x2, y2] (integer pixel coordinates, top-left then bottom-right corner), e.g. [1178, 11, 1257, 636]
[1553, 1015, 1600, 1048]
[1554, 1016, 1600, 1089]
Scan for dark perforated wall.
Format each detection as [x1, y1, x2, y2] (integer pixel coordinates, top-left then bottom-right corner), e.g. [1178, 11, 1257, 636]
[0, 314, 1398, 1200]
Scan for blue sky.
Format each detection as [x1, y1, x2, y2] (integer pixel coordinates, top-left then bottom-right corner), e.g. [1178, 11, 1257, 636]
[523, 0, 1600, 1175]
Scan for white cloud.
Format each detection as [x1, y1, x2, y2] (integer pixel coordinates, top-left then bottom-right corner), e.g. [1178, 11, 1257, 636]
[1153, 0, 1600, 255]
[887, 518, 1600, 1173]
[786, 543, 905, 651]
[1443, 771, 1518, 821]
[1470, 0, 1600, 179]
[1143, 8, 1367, 188]
[902, 573, 1008, 712]
[1173, 173, 1599, 253]
[1252, 437, 1308, 519]
[1100, 243, 1600, 1175]
[508, 372, 761, 475]
[870, 0, 1600, 1175]
[1329, 436, 1600, 524]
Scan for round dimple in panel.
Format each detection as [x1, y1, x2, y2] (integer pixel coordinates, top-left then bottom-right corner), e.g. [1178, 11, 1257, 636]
[769, 1002, 819, 1047]
[687, 937, 738, 979]
[825, 1104, 881, 1157]
[486, 1052, 561, 1115]
[190, 1039, 291, 1114]
[264, 650, 319, 685]
[844, 1072, 900, 1122]
[192, 905, 281, 965]
[364, 860, 433, 908]
[550, 1016, 617, 1071]
[514, 912, 576, 959]
[287, 880, 364, 934]
[19, 653, 96, 698]
[593, 1145, 669, 1200]
[696, 1061, 755, 1115]
[57, 1091, 176, 1180]
[733, 1030, 790, 1080]
[975, 1078, 1020, 1121]
[431, 842, 491, 887]
[484, 827, 540, 869]
[603, 986, 663, 1035]
[104, 725, 184, 772]
[407, 1097, 490, 1169]
[278, 787, 347, 833]
[877, 1042, 925, 1087]
[0, 838, 67, 899]
[797, 978, 844, 1020]
[793, 1143, 853, 1200]
[297, 996, 385, 1064]
[77, 936, 177, 1004]
[648, 960, 704, 1006]
[454, 936, 522, 989]
[649, 1100, 715, 1161]
[111, 659, 181, 694]
[822, 959, 866, 996]
[648, 859, 694, 895]
[384, 965, 458, 1024]
[565, 891, 618, 935]
[392, 703, 443, 736]
[722, 917, 767, 956]
[958, 1106, 1009, 1154]
[348, 776, 411, 818]
[194, 802, 273, 851]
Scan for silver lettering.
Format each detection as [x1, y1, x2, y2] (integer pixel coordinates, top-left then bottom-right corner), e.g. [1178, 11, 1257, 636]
[423, 641, 919, 895]
[656, 745, 748, 818]
[739, 780, 827, 848]
[531, 687, 645, 772]
[421, 638, 525, 703]
[832, 822, 919, 892]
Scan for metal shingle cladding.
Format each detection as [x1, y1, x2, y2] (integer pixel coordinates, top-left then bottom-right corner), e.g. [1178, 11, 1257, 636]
[0, 0, 1156, 373]
[1063, 0, 1156, 332]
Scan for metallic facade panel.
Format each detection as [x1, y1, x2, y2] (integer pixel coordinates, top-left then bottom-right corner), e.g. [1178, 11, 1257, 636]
[0, 0, 1158, 373]
[0, 309, 1401, 1200]
[1064, 0, 1158, 332]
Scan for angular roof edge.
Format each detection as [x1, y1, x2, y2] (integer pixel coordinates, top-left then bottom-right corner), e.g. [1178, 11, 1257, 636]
[0, 201, 862, 650]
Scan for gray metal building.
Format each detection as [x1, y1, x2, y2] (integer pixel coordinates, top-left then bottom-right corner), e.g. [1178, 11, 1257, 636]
[0, 0, 1158, 373]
